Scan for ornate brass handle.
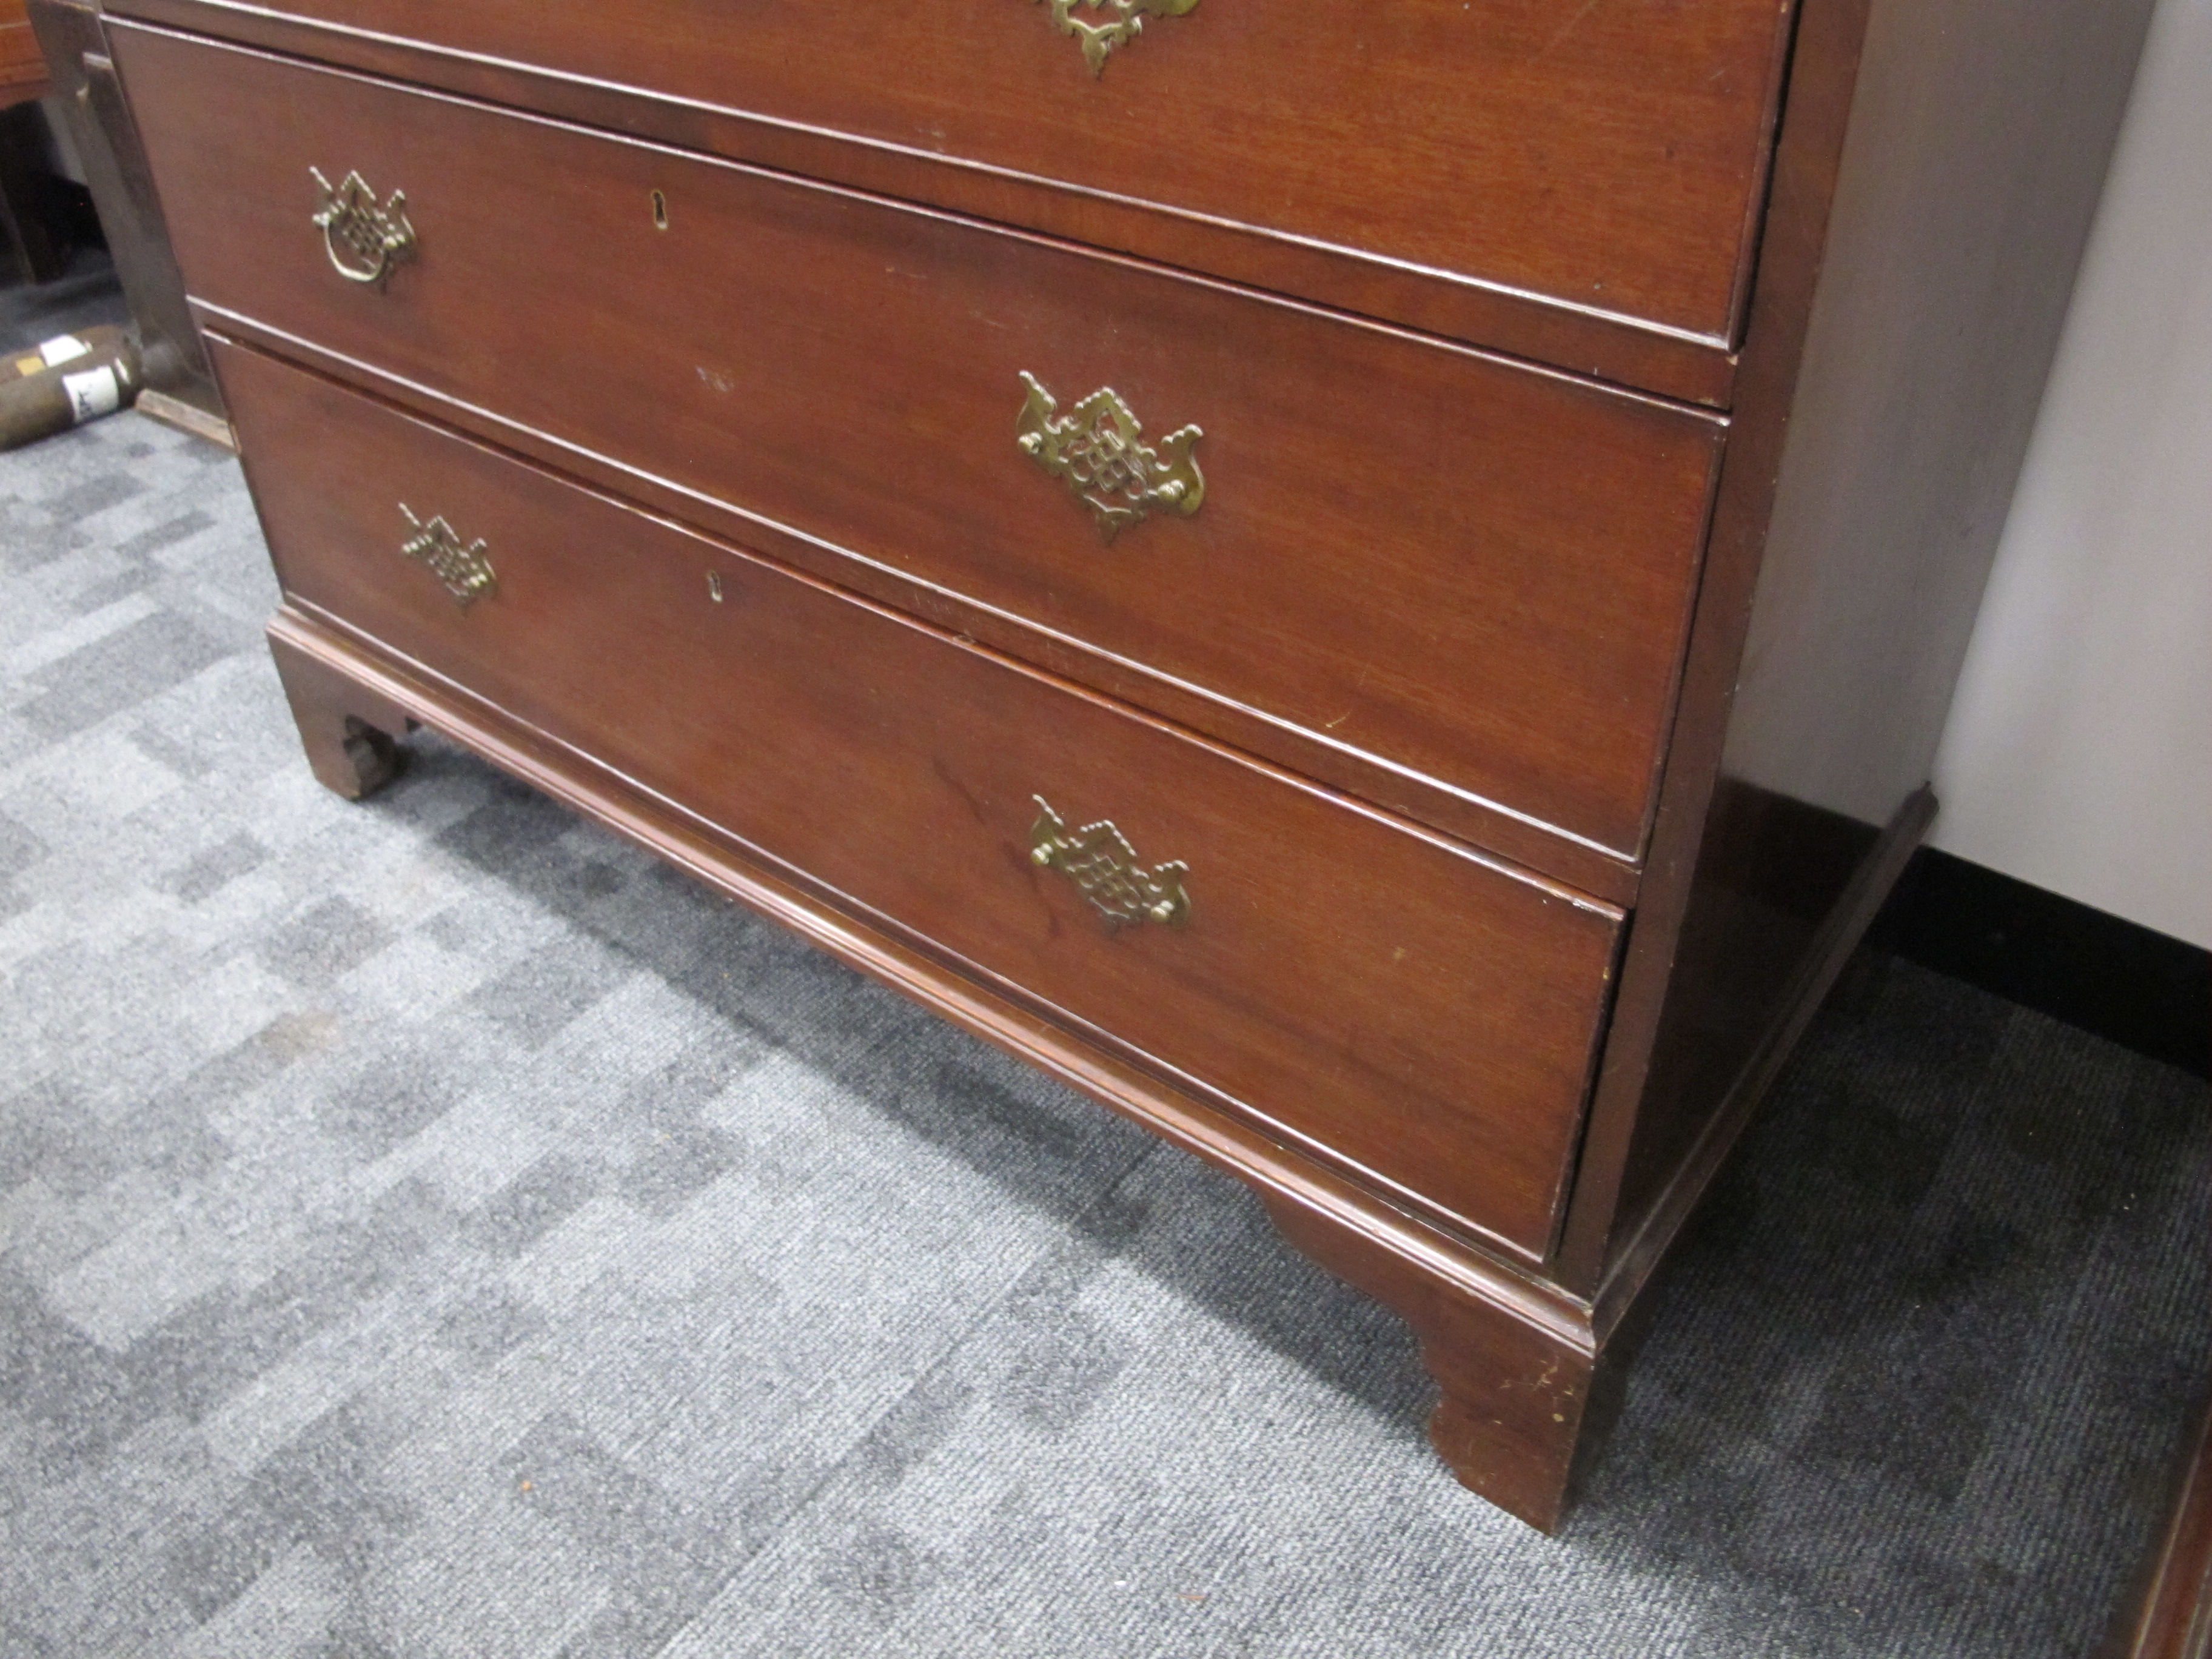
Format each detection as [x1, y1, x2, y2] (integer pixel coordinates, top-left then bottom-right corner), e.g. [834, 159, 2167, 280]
[1030, 796, 1190, 928]
[1033, 0, 1199, 77]
[311, 167, 416, 289]
[398, 504, 496, 607]
[1016, 372, 1204, 544]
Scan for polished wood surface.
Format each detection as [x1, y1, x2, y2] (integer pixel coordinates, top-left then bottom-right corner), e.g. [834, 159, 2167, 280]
[0, 0, 46, 97]
[107, 0, 1792, 384]
[269, 620, 405, 799]
[1552, 0, 2163, 1301]
[2108, 1389, 2212, 1659]
[220, 335, 1624, 1261]
[113, 23, 1722, 876]
[180, 301, 1640, 911]
[98, 0, 2156, 1530]
[1546, 0, 1879, 1297]
[98, 0, 1734, 411]
[269, 586, 1608, 1533]
[1262, 1188, 1596, 1531]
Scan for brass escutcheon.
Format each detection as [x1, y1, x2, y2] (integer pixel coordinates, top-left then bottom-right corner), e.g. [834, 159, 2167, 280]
[311, 166, 417, 289]
[1030, 796, 1190, 928]
[1031, 0, 1199, 77]
[398, 504, 496, 607]
[1016, 372, 1204, 544]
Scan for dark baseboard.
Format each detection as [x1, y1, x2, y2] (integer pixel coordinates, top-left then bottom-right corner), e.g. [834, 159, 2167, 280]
[2102, 1382, 2212, 1659]
[1871, 848, 2210, 1079]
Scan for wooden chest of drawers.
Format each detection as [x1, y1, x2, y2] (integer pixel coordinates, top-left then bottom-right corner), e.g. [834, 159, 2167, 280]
[90, 0, 2153, 1528]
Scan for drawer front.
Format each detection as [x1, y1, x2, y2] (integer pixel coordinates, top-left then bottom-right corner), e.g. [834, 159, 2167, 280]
[118, 27, 1722, 866]
[218, 338, 1623, 1261]
[138, 0, 1791, 349]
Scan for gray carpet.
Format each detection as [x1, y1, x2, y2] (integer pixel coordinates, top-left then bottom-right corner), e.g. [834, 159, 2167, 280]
[2, 343, 2208, 1655]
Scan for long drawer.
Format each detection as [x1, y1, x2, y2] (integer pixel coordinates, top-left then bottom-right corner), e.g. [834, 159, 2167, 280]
[116, 0, 1791, 355]
[116, 24, 1723, 869]
[215, 337, 1624, 1261]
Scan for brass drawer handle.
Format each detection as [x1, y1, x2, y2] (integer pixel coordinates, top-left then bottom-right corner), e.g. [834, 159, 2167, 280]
[311, 166, 417, 289]
[1016, 371, 1204, 544]
[398, 504, 497, 606]
[1030, 796, 1190, 928]
[1034, 0, 1199, 77]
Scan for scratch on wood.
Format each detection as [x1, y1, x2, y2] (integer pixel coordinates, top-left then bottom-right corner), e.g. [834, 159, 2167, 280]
[1535, 0, 1603, 60]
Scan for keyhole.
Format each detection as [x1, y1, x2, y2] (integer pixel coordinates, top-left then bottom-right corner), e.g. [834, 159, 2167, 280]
[707, 571, 723, 602]
[651, 189, 669, 230]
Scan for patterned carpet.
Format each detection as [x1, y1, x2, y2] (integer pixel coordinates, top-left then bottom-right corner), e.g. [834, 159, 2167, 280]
[2, 344, 2207, 1653]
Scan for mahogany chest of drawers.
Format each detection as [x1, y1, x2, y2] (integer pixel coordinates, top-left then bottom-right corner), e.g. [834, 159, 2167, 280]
[89, 0, 2152, 1528]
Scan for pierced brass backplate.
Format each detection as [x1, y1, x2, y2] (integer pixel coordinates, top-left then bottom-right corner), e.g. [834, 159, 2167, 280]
[1033, 0, 1199, 77]
[1030, 796, 1190, 928]
[311, 166, 416, 289]
[1016, 372, 1204, 544]
[398, 504, 496, 607]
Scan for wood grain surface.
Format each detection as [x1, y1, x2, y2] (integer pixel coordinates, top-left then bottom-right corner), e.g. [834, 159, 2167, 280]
[1262, 1189, 1598, 1531]
[0, 0, 44, 93]
[266, 588, 1614, 1531]
[107, 0, 1793, 363]
[2107, 1388, 2212, 1659]
[112, 22, 1724, 874]
[96, 0, 2152, 1537]
[218, 334, 1625, 1262]
[1552, 0, 2162, 1299]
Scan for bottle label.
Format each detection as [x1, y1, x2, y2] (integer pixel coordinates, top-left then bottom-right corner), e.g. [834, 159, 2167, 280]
[61, 366, 122, 424]
[39, 334, 93, 369]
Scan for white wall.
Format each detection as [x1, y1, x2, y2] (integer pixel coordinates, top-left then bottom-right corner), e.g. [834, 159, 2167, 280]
[1929, 0, 2212, 950]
